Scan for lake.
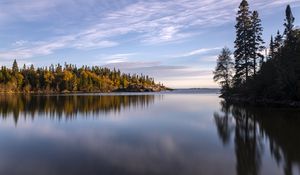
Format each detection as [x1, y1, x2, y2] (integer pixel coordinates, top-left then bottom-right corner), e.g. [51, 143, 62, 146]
[0, 90, 299, 175]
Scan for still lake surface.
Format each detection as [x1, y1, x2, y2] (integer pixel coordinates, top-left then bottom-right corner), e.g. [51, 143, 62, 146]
[0, 90, 300, 175]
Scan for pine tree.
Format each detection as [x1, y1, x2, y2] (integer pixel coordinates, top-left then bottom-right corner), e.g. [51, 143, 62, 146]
[284, 5, 295, 37]
[269, 36, 275, 60]
[213, 47, 234, 94]
[274, 30, 283, 53]
[250, 11, 265, 75]
[12, 59, 19, 73]
[234, 0, 252, 85]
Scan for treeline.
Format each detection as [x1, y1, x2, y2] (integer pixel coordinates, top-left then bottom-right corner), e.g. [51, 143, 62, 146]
[0, 61, 162, 93]
[214, 0, 300, 102]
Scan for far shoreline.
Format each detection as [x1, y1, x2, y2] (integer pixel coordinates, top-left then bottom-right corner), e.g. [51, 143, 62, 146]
[0, 88, 223, 95]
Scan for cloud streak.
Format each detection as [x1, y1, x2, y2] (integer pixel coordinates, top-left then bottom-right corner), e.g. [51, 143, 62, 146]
[1, 0, 298, 60]
[0, 36, 117, 59]
[98, 53, 138, 64]
[172, 47, 222, 58]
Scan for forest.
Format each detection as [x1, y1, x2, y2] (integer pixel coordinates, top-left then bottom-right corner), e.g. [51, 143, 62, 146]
[214, 0, 300, 104]
[0, 61, 165, 93]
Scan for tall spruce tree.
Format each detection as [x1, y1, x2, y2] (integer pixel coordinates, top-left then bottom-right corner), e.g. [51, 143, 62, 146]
[284, 5, 295, 37]
[234, 0, 252, 85]
[250, 11, 265, 75]
[213, 47, 233, 94]
[269, 36, 274, 60]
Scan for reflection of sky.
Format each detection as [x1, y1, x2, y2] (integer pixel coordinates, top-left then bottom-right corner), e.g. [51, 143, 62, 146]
[0, 93, 294, 175]
[0, 94, 237, 175]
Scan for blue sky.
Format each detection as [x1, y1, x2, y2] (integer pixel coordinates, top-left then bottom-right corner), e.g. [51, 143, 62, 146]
[0, 0, 299, 88]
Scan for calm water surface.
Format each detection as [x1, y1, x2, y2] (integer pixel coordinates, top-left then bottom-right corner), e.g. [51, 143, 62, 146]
[0, 91, 300, 175]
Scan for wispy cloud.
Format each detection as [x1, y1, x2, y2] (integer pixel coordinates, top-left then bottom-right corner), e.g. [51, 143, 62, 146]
[0, 0, 127, 22]
[12, 40, 28, 47]
[1, 0, 299, 60]
[169, 47, 221, 58]
[73, 40, 118, 50]
[0, 36, 117, 59]
[98, 53, 137, 64]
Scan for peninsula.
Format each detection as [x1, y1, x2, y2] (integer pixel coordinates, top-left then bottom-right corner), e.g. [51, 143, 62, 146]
[0, 61, 166, 93]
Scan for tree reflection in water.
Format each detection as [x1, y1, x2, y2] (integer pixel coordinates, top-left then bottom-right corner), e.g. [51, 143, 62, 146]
[214, 101, 300, 175]
[0, 94, 158, 124]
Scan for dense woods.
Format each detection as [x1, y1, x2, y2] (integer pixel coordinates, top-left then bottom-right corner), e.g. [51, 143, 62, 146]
[0, 61, 165, 93]
[214, 0, 300, 104]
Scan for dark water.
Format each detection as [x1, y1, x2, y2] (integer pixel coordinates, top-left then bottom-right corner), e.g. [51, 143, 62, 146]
[0, 92, 299, 175]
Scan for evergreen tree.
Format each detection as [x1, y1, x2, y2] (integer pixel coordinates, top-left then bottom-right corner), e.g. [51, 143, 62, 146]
[274, 30, 283, 53]
[12, 59, 19, 73]
[234, 0, 252, 85]
[250, 11, 265, 75]
[269, 36, 275, 60]
[284, 5, 295, 37]
[214, 2, 300, 102]
[213, 47, 234, 94]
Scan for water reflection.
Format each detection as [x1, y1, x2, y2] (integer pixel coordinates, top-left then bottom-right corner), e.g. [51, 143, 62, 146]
[0, 94, 157, 123]
[0, 93, 223, 175]
[214, 101, 300, 175]
[1, 93, 300, 175]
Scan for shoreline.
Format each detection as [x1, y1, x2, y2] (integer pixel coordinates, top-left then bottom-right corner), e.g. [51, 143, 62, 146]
[0, 84, 171, 94]
[222, 95, 300, 108]
[0, 88, 172, 95]
[0, 90, 166, 95]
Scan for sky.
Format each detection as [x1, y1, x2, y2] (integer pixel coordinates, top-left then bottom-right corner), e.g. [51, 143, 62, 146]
[0, 0, 299, 88]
